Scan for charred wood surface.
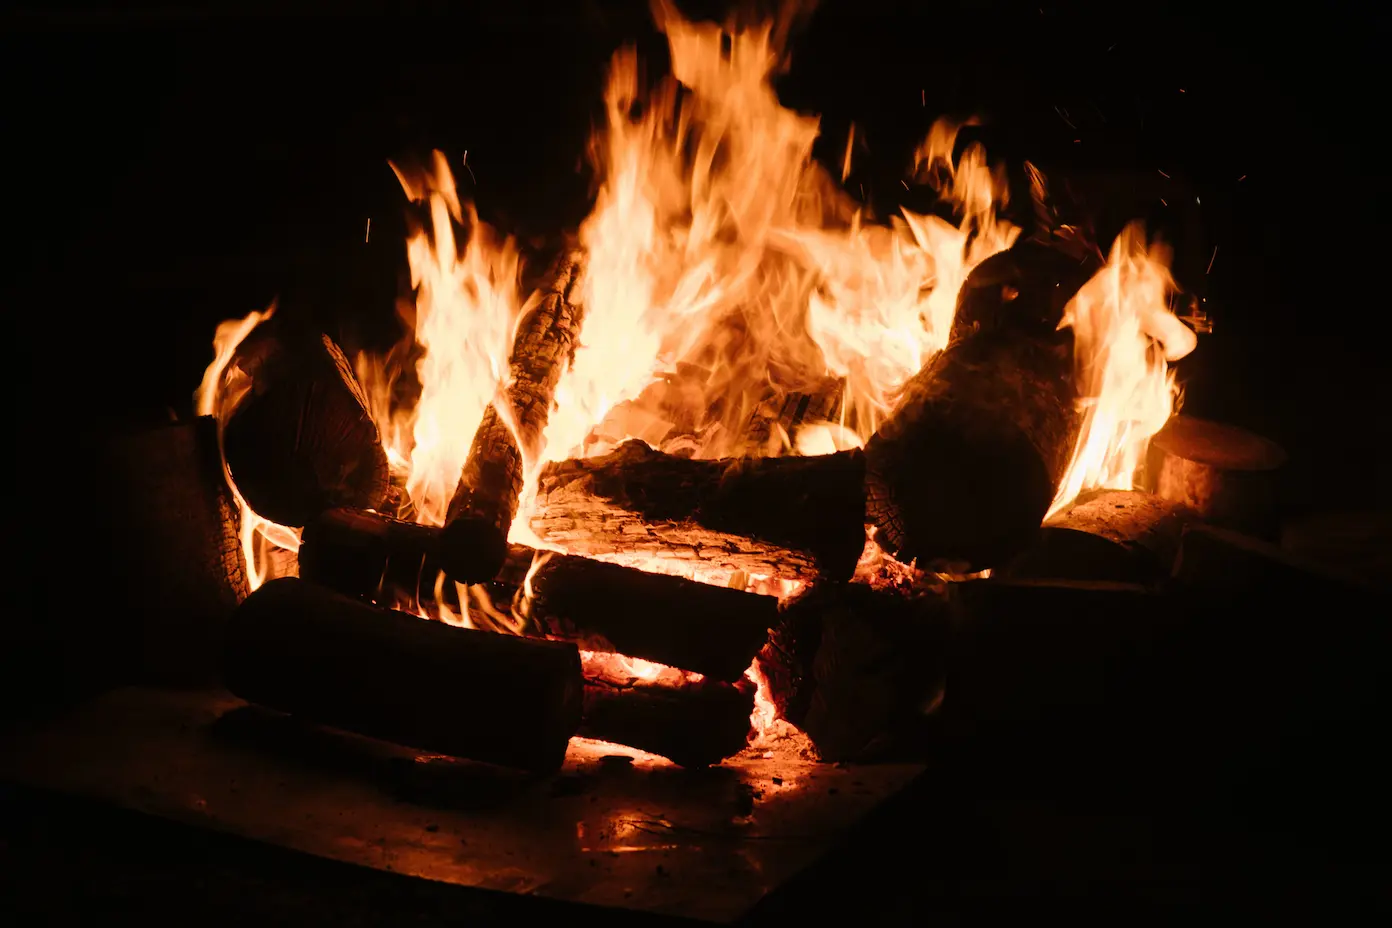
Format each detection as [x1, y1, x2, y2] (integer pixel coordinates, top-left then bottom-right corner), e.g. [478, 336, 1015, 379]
[223, 578, 583, 773]
[579, 664, 755, 767]
[299, 509, 777, 680]
[756, 584, 949, 762]
[529, 440, 866, 583]
[1173, 523, 1378, 599]
[864, 242, 1093, 571]
[1145, 415, 1287, 539]
[220, 325, 389, 527]
[99, 416, 248, 686]
[440, 250, 585, 584]
[1000, 489, 1197, 585]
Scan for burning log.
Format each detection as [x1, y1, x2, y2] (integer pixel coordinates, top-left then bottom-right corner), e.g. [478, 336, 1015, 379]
[298, 508, 777, 681]
[1000, 489, 1198, 585]
[439, 250, 585, 584]
[580, 660, 755, 767]
[222, 578, 583, 773]
[100, 415, 248, 685]
[756, 584, 950, 761]
[220, 325, 390, 527]
[529, 440, 867, 584]
[1145, 415, 1287, 539]
[864, 242, 1093, 571]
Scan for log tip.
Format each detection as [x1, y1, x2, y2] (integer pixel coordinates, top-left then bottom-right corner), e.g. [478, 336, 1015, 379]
[437, 516, 511, 585]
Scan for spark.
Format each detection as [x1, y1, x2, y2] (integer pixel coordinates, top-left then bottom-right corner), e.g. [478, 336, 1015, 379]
[921, 89, 925, 107]
[900, 179, 909, 190]
[1206, 246, 1218, 274]
[462, 149, 477, 185]
[1237, 174, 1247, 182]
[1054, 105, 1076, 129]
[1160, 198, 1168, 206]
[1157, 169, 1170, 178]
[365, 217, 371, 243]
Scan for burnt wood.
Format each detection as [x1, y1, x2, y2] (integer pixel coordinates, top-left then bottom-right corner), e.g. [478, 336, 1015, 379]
[222, 578, 583, 773]
[1000, 489, 1198, 585]
[864, 241, 1093, 571]
[1145, 415, 1287, 539]
[579, 662, 755, 767]
[299, 508, 777, 680]
[529, 440, 867, 584]
[219, 324, 390, 527]
[101, 415, 249, 686]
[440, 250, 585, 584]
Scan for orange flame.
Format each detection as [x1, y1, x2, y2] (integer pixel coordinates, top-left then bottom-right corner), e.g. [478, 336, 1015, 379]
[1048, 222, 1198, 516]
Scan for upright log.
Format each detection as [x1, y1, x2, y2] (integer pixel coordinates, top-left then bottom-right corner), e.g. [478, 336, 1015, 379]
[100, 416, 249, 686]
[223, 578, 583, 773]
[580, 659, 755, 767]
[1000, 489, 1198, 585]
[219, 323, 390, 527]
[864, 241, 1092, 571]
[1145, 415, 1287, 539]
[529, 440, 867, 584]
[299, 508, 778, 681]
[439, 250, 585, 584]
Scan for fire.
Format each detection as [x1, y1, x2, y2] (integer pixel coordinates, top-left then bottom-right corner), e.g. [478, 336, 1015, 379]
[1047, 222, 1198, 516]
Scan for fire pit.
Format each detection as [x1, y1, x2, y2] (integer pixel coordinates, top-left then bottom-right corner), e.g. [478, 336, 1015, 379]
[5, 2, 1385, 923]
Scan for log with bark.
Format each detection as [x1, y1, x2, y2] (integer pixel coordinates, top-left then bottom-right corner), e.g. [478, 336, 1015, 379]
[579, 658, 755, 767]
[223, 578, 583, 773]
[756, 583, 950, 761]
[99, 415, 249, 686]
[299, 508, 778, 681]
[528, 440, 866, 584]
[1144, 415, 1287, 539]
[1173, 523, 1378, 599]
[219, 323, 390, 527]
[439, 250, 585, 584]
[864, 241, 1095, 571]
[999, 489, 1198, 585]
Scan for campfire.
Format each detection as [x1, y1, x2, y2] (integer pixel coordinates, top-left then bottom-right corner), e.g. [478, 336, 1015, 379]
[146, 3, 1249, 773]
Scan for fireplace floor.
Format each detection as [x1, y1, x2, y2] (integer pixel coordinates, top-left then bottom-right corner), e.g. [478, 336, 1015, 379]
[0, 686, 924, 923]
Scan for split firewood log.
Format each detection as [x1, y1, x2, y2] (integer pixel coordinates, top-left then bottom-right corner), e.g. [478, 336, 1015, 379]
[223, 578, 583, 773]
[864, 241, 1095, 571]
[299, 508, 777, 681]
[219, 322, 390, 527]
[528, 440, 866, 584]
[1000, 489, 1198, 585]
[99, 415, 248, 685]
[438, 249, 585, 584]
[1144, 415, 1287, 539]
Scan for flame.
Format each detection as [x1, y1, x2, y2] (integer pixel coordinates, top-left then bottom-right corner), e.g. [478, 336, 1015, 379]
[1048, 222, 1198, 516]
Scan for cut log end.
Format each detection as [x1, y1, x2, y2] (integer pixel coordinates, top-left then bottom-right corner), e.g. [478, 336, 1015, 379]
[1146, 415, 1287, 538]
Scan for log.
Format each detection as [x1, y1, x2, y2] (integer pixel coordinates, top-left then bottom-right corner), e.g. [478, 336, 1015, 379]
[439, 250, 585, 584]
[299, 508, 778, 680]
[755, 583, 950, 761]
[1173, 523, 1378, 599]
[99, 415, 248, 686]
[222, 578, 583, 773]
[219, 324, 390, 527]
[579, 658, 755, 767]
[864, 241, 1093, 571]
[1144, 415, 1287, 539]
[528, 440, 867, 584]
[1000, 489, 1198, 585]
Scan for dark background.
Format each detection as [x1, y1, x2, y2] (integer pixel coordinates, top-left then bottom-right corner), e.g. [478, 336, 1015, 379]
[1, 2, 1386, 922]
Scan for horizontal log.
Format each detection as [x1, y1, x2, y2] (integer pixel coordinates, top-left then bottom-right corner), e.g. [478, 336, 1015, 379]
[222, 578, 583, 773]
[579, 657, 755, 767]
[299, 508, 778, 680]
[1173, 523, 1377, 599]
[865, 242, 1092, 571]
[1000, 489, 1197, 585]
[100, 415, 248, 686]
[529, 440, 866, 584]
[1145, 415, 1286, 539]
[219, 323, 390, 527]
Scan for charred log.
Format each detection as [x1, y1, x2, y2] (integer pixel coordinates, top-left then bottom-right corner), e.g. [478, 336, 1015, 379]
[299, 508, 777, 680]
[223, 578, 583, 773]
[220, 325, 390, 527]
[529, 440, 866, 584]
[1000, 489, 1198, 585]
[1145, 415, 1287, 539]
[756, 583, 950, 762]
[580, 662, 755, 767]
[1173, 523, 1377, 599]
[100, 416, 249, 685]
[440, 250, 585, 584]
[864, 241, 1093, 571]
